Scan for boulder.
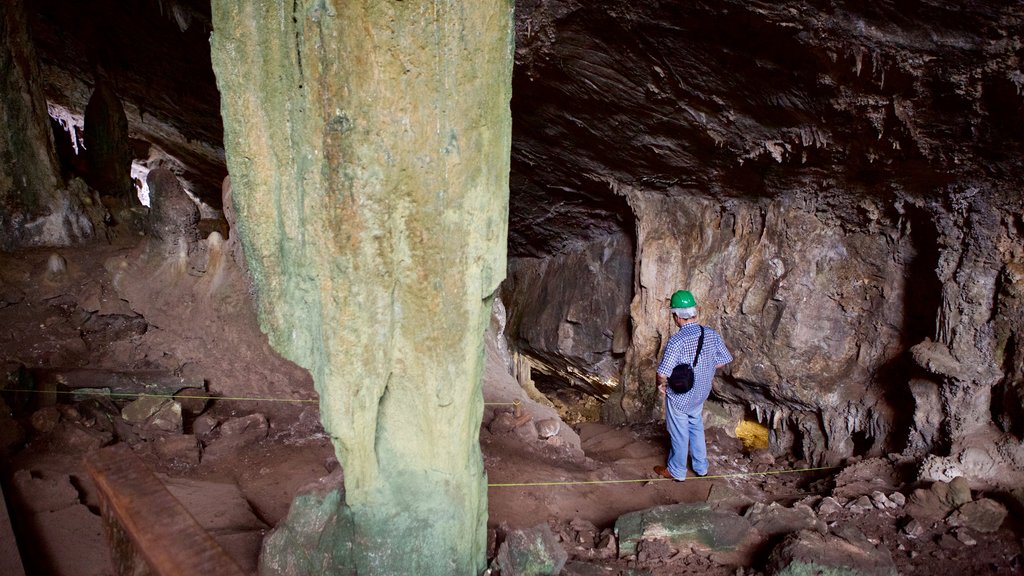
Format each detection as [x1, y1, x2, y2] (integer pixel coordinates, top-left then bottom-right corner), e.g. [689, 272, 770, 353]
[706, 483, 755, 513]
[492, 523, 568, 576]
[832, 458, 899, 499]
[947, 498, 1007, 533]
[743, 502, 826, 537]
[615, 503, 752, 559]
[944, 476, 973, 508]
[767, 527, 898, 576]
[147, 168, 200, 246]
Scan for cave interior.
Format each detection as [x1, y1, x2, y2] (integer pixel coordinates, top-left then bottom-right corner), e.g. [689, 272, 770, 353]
[1, 0, 1024, 574]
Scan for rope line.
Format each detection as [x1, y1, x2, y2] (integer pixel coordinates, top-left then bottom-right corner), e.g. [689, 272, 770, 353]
[2, 388, 318, 404]
[2, 388, 835, 489]
[487, 465, 839, 488]
[1, 387, 519, 406]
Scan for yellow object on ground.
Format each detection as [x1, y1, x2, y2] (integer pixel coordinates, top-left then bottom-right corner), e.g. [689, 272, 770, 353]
[735, 419, 770, 450]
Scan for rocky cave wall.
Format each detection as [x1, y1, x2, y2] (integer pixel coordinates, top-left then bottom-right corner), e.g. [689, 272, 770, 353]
[504, 0, 1024, 485]
[503, 232, 634, 400]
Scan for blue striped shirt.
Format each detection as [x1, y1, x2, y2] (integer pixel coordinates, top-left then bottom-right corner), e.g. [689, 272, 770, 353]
[657, 323, 733, 412]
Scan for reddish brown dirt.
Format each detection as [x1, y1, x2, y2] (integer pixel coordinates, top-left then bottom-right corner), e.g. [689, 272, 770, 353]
[1, 238, 1022, 575]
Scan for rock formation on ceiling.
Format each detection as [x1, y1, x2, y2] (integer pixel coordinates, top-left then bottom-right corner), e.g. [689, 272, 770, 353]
[1, 0, 1022, 490]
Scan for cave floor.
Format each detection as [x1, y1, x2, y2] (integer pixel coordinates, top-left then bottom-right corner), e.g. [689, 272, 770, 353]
[3, 410, 1023, 575]
[0, 239, 1022, 575]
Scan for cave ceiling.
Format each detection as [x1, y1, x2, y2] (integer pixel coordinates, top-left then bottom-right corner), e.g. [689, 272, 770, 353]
[27, 0, 1024, 257]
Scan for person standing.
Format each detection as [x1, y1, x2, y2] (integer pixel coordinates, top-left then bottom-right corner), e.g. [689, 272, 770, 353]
[654, 290, 733, 481]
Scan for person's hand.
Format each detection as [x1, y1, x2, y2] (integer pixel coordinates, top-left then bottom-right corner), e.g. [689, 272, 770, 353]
[658, 383, 666, 396]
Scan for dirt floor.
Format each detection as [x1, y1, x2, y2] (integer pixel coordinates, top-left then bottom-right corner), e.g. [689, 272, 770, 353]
[2, 236, 1023, 575]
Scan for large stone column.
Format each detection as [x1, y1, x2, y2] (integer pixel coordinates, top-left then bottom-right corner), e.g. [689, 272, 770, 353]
[210, 2, 512, 574]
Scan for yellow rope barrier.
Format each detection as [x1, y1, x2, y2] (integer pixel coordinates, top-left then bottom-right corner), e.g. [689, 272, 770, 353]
[487, 466, 840, 488]
[2, 387, 837, 489]
[1, 387, 520, 406]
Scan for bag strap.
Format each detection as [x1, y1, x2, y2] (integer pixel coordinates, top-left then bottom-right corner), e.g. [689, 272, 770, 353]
[693, 326, 705, 366]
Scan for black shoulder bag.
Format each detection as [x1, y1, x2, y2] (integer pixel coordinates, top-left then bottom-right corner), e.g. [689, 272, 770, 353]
[667, 326, 704, 394]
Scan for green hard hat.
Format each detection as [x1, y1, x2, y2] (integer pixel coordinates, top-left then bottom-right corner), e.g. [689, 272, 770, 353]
[670, 290, 697, 309]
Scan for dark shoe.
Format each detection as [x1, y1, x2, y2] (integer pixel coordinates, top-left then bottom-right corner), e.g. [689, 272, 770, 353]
[653, 465, 678, 480]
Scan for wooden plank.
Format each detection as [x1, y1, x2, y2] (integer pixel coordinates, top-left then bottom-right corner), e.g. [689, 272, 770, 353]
[85, 444, 247, 576]
[0, 481, 27, 576]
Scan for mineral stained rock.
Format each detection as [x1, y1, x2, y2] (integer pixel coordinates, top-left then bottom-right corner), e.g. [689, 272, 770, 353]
[210, 1, 513, 573]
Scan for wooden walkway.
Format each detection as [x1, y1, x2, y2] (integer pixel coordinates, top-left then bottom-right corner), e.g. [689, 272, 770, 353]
[85, 444, 247, 576]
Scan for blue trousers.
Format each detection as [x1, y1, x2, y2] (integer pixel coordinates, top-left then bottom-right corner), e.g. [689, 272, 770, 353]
[666, 400, 708, 479]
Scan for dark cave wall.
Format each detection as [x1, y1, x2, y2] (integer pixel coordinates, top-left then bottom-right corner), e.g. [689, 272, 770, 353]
[0, 0, 92, 249]
[504, 232, 634, 398]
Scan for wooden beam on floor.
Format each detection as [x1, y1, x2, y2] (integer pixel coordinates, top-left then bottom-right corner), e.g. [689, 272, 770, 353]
[85, 444, 247, 576]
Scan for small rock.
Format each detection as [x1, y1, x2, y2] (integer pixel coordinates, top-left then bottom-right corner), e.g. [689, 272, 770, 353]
[148, 401, 183, 433]
[489, 411, 517, 435]
[219, 413, 269, 444]
[955, 529, 977, 546]
[888, 492, 906, 507]
[848, 495, 874, 513]
[536, 418, 561, 439]
[31, 406, 62, 434]
[871, 491, 896, 510]
[816, 496, 843, 517]
[154, 434, 201, 467]
[514, 420, 539, 442]
[122, 395, 173, 425]
[192, 413, 219, 438]
[901, 519, 925, 538]
[57, 404, 82, 422]
[595, 530, 616, 559]
[570, 518, 599, 548]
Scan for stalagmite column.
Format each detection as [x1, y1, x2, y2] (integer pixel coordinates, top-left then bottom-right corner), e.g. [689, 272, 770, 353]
[210, 1, 512, 574]
[0, 0, 72, 249]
